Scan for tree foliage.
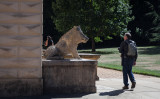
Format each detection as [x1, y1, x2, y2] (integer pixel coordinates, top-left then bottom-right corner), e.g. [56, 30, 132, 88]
[43, 0, 61, 45]
[52, 0, 130, 52]
[128, 0, 160, 44]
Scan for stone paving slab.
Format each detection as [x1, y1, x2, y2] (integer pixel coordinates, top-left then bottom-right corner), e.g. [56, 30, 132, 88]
[95, 78, 160, 99]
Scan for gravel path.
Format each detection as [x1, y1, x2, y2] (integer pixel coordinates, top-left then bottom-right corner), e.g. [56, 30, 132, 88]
[97, 67, 156, 79]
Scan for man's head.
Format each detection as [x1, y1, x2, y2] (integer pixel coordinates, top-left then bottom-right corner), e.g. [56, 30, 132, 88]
[124, 33, 131, 40]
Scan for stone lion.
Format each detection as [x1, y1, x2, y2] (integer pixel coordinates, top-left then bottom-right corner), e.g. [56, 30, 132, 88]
[44, 26, 89, 59]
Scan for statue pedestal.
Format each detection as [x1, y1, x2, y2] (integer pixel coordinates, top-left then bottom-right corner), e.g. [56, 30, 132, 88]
[42, 59, 97, 94]
[65, 53, 101, 80]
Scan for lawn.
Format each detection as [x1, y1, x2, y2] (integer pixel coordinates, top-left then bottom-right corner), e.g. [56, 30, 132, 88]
[79, 46, 160, 77]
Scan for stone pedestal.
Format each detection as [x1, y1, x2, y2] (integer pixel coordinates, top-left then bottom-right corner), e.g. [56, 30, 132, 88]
[42, 59, 97, 94]
[65, 53, 101, 80]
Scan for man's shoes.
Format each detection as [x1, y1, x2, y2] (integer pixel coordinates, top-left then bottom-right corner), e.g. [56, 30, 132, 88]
[122, 86, 129, 90]
[131, 82, 136, 88]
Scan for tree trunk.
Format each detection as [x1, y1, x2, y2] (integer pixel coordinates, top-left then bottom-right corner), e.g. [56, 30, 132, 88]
[92, 37, 96, 52]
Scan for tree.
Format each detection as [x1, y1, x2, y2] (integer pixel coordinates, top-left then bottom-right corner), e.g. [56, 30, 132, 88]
[52, 0, 130, 52]
[128, 0, 160, 44]
[43, 0, 61, 46]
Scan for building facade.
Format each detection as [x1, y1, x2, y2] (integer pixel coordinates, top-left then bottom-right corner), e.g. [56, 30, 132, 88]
[0, 0, 43, 96]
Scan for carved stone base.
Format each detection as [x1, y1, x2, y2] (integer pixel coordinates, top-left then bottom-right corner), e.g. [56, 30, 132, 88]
[42, 59, 97, 94]
[0, 79, 43, 97]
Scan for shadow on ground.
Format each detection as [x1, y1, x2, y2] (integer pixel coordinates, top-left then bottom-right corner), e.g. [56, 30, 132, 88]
[79, 51, 115, 55]
[138, 46, 160, 55]
[0, 93, 90, 99]
[99, 89, 124, 96]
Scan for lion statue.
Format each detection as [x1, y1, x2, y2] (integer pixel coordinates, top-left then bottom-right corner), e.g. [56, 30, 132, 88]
[44, 26, 89, 60]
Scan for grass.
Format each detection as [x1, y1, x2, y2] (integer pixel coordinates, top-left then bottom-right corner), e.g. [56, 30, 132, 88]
[79, 46, 160, 77]
[98, 63, 160, 77]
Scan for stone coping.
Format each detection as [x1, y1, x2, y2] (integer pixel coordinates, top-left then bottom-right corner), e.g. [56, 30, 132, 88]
[65, 53, 101, 57]
[42, 59, 97, 66]
[78, 53, 101, 55]
[64, 53, 101, 60]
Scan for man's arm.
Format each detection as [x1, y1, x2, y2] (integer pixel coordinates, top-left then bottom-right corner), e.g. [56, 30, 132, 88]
[119, 41, 124, 53]
[133, 42, 138, 65]
[135, 50, 138, 61]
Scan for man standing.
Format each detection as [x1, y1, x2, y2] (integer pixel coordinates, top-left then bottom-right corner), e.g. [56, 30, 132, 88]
[118, 33, 138, 90]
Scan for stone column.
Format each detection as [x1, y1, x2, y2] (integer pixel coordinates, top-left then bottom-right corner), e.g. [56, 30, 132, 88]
[0, 0, 43, 97]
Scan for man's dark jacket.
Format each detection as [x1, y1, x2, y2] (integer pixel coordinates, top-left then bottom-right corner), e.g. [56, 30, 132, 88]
[119, 39, 138, 62]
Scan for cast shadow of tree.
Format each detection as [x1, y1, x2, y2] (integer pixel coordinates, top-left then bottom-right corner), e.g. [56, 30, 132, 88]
[99, 89, 124, 96]
[79, 51, 115, 55]
[138, 46, 160, 55]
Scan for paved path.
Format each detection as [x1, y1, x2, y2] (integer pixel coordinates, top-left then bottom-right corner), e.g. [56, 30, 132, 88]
[2, 67, 160, 99]
[97, 67, 153, 79]
[84, 67, 160, 99]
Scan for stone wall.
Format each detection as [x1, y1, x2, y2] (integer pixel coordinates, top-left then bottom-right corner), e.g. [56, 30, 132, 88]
[0, 0, 43, 97]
